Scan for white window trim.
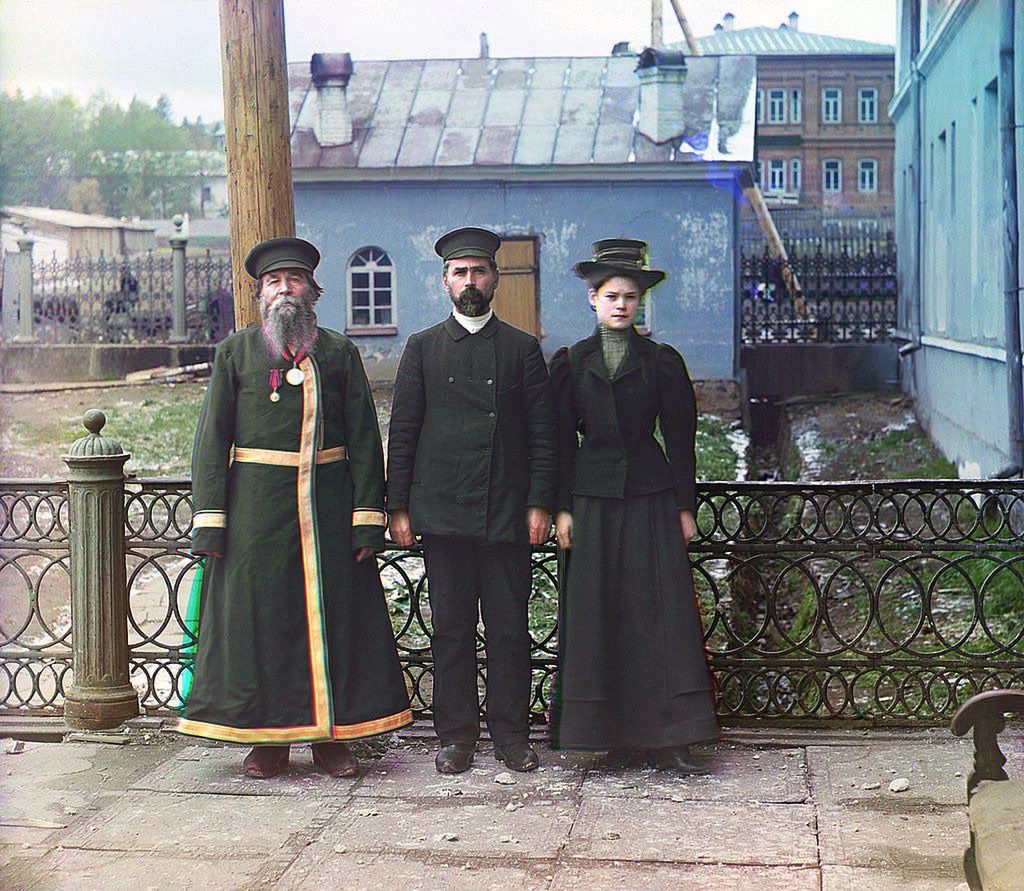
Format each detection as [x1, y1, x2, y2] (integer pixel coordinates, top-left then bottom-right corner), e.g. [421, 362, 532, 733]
[859, 87, 879, 123]
[756, 159, 765, 189]
[823, 159, 843, 193]
[767, 89, 786, 124]
[858, 158, 878, 193]
[791, 158, 802, 193]
[790, 89, 802, 124]
[768, 158, 786, 192]
[346, 246, 397, 331]
[822, 87, 843, 124]
[756, 89, 765, 124]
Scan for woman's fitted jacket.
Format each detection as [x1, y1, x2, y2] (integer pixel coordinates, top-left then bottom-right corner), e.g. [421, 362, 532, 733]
[549, 328, 697, 515]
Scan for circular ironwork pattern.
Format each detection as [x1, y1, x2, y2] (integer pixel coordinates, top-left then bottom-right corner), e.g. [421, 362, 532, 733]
[3, 479, 1023, 725]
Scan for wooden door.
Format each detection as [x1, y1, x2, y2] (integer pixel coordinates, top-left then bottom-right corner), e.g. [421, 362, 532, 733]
[492, 237, 539, 337]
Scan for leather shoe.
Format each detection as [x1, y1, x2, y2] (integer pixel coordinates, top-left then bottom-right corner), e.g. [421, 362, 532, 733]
[603, 747, 645, 769]
[242, 745, 290, 778]
[435, 743, 475, 774]
[312, 742, 360, 777]
[494, 742, 540, 772]
[647, 746, 709, 775]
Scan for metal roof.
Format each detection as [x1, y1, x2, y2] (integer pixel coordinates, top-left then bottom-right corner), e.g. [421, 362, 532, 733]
[689, 27, 894, 56]
[289, 54, 756, 171]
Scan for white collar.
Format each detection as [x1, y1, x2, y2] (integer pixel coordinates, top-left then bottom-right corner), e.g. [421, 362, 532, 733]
[451, 308, 493, 333]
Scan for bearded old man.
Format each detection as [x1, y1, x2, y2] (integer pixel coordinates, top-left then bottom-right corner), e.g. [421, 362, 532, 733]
[387, 227, 557, 774]
[178, 237, 412, 779]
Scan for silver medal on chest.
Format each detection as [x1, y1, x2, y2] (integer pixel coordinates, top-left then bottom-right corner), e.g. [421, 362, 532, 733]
[286, 366, 305, 386]
[269, 390, 281, 403]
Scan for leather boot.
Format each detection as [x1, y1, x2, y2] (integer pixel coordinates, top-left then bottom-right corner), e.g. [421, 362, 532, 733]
[242, 745, 290, 779]
[311, 742, 360, 777]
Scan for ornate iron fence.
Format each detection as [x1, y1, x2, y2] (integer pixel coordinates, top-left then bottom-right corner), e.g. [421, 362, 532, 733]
[740, 242, 897, 344]
[2, 479, 1022, 725]
[30, 250, 232, 344]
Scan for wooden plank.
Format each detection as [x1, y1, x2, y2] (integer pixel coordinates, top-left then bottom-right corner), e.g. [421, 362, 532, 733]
[219, 0, 296, 331]
[493, 238, 539, 336]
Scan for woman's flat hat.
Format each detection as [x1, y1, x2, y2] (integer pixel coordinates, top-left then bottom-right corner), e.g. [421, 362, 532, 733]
[574, 238, 666, 291]
[244, 237, 321, 279]
[434, 227, 502, 261]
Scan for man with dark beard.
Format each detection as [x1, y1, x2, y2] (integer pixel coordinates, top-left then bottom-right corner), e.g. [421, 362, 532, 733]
[179, 237, 412, 779]
[387, 227, 557, 774]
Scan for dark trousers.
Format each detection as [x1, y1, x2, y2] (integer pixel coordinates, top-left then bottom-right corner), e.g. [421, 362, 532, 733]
[422, 535, 532, 747]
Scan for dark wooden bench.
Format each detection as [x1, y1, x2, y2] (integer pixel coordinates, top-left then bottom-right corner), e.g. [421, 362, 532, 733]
[951, 690, 1024, 890]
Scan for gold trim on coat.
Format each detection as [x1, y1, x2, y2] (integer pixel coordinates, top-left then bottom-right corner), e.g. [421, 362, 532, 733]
[352, 509, 388, 527]
[192, 510, 227, 529]
[233, 445, 347, 467]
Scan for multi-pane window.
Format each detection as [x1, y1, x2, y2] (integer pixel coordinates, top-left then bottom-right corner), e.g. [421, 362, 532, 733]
[823, 159, 842, 192]
[790, 89, 802, 123]
[347, 246, 394, 328]
[768, 89, 786, 123]
[756, 89, 765, 124]
[822, 88, 842, 124]
[858, 88, 878, 123]
[791, 158, 802, 193]
[858, 158, 878, 192]
[768, 159, 786, 191]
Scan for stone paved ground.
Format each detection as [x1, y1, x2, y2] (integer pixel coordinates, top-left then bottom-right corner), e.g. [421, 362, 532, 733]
[0, 723, 996, 890]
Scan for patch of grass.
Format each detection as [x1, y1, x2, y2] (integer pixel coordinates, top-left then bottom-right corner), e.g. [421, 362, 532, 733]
[696, 415, 739, 482]
[103, 388, 206, 476]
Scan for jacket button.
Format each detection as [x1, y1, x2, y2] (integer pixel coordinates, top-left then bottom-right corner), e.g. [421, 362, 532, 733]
[488, 411, 496, 418]
[448, 377, 454, 383]
[486, 379, 493, 385]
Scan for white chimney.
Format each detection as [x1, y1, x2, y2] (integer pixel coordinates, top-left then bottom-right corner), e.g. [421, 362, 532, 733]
[788, 11, 799, 31]
[311, 53, 353, 147]
[636, 48, 688, 144]
[723, 12, 735, 31]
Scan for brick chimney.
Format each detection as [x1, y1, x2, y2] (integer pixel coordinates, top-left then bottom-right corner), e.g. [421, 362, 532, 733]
[723, 12, 735, 31]
[311, 53, 353, 146]
[636, 48, 688, 144]
[788, 11, 799, 31]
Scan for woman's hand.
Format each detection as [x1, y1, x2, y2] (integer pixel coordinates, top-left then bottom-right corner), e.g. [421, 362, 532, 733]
[555, 511, 574, 549]
[678, 510, 697, 547]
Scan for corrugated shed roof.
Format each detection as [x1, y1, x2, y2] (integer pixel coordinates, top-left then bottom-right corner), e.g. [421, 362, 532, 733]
[289, 54, 756, 171]
[691, 26, 894, 56]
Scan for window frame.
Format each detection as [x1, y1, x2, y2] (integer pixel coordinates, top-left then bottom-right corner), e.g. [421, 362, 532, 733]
[858, 87, 879, 123]
[858, 158, 878, 193]
[790, 88, 802, 124]
[768, 158, 786, 192]
[822, 158, 843, 193]
[767, 88, 787, 124]
[756, 159, 765, 190]
[345, 245, 398, 335]
[822, 87, 843, 124]
[791, 158, 802, 193]
[756, 89, 765, 124]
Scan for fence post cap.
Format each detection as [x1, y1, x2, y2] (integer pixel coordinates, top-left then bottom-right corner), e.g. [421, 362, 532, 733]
[65, 410, 127, 459]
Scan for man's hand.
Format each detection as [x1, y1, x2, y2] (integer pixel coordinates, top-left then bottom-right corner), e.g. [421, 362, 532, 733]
[388, 510, 415, 547]
[354, 546, 374, 563]
[679, 510, 697, 547]
[527, 507, 552, 545]
[555, 511, 573, 549]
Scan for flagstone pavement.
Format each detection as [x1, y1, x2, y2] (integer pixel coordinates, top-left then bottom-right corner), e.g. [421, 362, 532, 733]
[1, 721, 998, 890]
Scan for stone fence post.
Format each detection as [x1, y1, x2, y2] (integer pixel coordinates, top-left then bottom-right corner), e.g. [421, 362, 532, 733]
[12, 226, 37, 343]
[62, 410, 140, 729]
[169, 214, 188, 343]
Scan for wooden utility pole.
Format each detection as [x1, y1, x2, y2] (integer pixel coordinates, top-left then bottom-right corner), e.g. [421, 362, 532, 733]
[667, 0, 800, 295]
[219, 0, 296, 331]
[651, 0, 663, 48]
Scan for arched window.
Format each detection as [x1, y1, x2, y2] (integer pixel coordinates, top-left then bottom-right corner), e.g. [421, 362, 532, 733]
[347, 246, 395, 332]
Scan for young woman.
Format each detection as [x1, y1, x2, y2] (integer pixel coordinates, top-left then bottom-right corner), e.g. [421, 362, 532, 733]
[548, 239, 718, 772]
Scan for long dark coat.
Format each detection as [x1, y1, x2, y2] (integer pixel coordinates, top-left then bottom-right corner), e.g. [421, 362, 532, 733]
[178, 325, 412, 744]
[549, 328, 718, 751]
[386, 314, 557, 542]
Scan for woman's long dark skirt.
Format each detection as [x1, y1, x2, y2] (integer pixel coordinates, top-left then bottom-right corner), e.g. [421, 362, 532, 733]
[551, 489, 719, 751]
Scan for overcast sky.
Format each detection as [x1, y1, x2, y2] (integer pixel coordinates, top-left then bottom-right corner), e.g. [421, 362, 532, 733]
[1, 0, 897, 124]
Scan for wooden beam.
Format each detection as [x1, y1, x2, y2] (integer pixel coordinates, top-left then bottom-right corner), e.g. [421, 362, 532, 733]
[219, 0, 295, 331]
[667, 0, 701, 56]
[667, 0, 801, 295]
[651, 0, 663, 49]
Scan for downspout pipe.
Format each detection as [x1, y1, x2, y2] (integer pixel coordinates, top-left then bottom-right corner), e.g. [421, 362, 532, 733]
[1000, 0, 1023, 471]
